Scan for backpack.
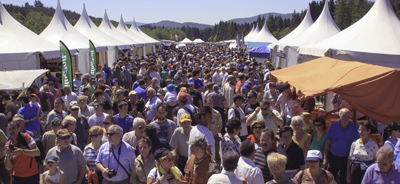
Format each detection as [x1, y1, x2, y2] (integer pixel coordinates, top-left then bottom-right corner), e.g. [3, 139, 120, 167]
[181, 106, 198, 126]
[229, 105, 241, 120]
[19, 133, 46, 164]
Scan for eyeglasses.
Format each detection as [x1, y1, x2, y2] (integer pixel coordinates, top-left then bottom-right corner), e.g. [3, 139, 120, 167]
[57, 135, 71, 140]
[103, 122, 111, 125]
[253, 126, 263, 130]
[72, 108, 79, 111]
[314, 124, 323, 127]
[107, 133, 118, 136]
[138, 125, 144, 129]
[90, 134, 100, 138]
[261, 108, 269, 111]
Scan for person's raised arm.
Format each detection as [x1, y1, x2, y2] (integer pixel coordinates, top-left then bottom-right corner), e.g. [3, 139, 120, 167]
[246, 108, 259, 126]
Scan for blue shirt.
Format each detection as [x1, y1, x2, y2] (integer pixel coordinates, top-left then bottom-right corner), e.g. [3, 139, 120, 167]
[131, 81, 139, 90]
[145, 97, 162, 122]
[393, 138, 400, 159]
[326, 121, 360, 157]
[188, 78, 204, 89]
[134, 86, 147, 101]
[18, 104, 43, 131]
[149, 119, 177, 142]
[95, 141, 136, 182]
[114, 114, 134, 134]
[361, 162, 400, 184]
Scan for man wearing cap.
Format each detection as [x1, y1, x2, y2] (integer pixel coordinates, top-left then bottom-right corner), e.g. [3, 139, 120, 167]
[234, 140, 264, 184]
[247, 100, 283, 135]
[228, 94, 248, 140]
[69, 101, 90, 150]
[42, 117, 63, 155]
[176, 92, 196, 126]
[221, 75, 236, 107]
[63, 85, 78, 111]
[73, 70, 83, 93]
[17, 94, 43, 138]
[184, 136, 219, 184]
[145, 88, 162, 123]
[188, 106, 214, 157]
[47, 128, 87, 184]
[170, 113, 193, 173]
[96, 125, 136, 184]
[5, 120, 41, 184]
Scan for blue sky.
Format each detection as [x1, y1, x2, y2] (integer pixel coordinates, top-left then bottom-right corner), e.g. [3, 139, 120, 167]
[2, 0, 316, 25]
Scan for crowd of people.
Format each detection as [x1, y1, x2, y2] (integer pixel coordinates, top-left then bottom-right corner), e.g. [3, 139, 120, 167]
[0, 44, 398, 184]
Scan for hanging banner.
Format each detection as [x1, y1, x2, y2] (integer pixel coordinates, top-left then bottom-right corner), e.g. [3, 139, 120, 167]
[60, 41, 73, 90]
[236, 33, 240, 49]
[89, 40, 97, 76]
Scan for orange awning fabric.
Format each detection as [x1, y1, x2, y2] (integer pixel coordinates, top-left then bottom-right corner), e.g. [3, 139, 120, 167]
[270, 57, 400, 124]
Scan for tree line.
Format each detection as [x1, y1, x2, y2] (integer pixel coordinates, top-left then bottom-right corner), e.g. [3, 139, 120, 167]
[4, 0, 400, 42]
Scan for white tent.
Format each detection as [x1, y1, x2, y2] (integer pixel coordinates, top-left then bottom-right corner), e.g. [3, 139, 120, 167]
[193, 38, 205, 43]
[245, 24, 260, 42]
[0, 69, 48, 90]
[130, 18, 160, 45]
[116, 15, 146, 46]
[285, 0, 340, 49]
[0, 0, 58, 70]
[270, 6, 314, 51]
[180, 38, 193, 44]
[299, 0, 400, 68]
[74, 4, 131, 66]
[244, 25, 255, 42]
[40, 0, 107, 73]
[251, 22, 277, 44]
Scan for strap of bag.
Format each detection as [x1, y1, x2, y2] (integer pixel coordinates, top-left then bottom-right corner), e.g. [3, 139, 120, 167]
[111, 146, 131, 177]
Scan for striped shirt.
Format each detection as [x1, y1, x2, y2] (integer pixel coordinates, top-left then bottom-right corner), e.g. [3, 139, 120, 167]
[253, 147, 276, 182]
[84, 143, 101, 170]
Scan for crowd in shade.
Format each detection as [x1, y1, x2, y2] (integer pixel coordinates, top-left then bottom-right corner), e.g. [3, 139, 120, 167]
[0, 43, 399, 184]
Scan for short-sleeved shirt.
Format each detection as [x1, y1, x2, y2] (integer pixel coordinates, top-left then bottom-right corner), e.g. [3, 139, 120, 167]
[42, 130, 57, 155]
[205, 91, 226, 108]
[189, 90, 202, 107]
[361, 162, 400, 184]
[221, 133, 241, 157]
[145, 97, 163, 122]
[243, 102, 260, 115]
[326, 121, 360, 157]
[277, 142, 305, 170]
[349, 139, 379, 161]
[79, 106, 95, 118]
[114, 114, 134, 134]
[46, 109, 68, 126]
[188, 78, 204, 89]
[170, 127, 191, 157]
[253, 147, 277, 182]
[122, 131, 139, 149]
[84, 143, 100, 170]
[147, 167, 182, 184]
[6, 132, 38, 177]
[74, 116, 90, 146]
[188, 125, 215, 157]
[18, 104, 43, 131]
[134, 86, 147, 101]
[5, 102, 17, 122]
[47, 145, 87, 184]
[150, 119, 177, 142]
[177, 104, 196, 127]
[88, 113, 108, 128]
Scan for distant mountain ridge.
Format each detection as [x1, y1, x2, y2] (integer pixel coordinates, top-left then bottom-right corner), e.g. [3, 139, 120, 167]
[135, 13, 292, 29]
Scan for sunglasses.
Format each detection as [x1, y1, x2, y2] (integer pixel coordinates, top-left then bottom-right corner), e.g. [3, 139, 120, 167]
[90, 134, 100, 138]
[253, 126, 263, 130]
[138, 125, 144, 129]
[163, 157, 173, 162]
[107, 133, 118, 136]
[261, 108, 269, 111]
[103, 122, 111, 125]
[72, 108, 79, 111]
[314, 124, 323, 127]
[57, 135, 71, 140]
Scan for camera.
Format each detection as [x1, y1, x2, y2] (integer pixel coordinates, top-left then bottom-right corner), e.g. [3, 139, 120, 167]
[107, 169, 117, 178]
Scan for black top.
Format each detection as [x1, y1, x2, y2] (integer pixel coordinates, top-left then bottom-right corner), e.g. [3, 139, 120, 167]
[277, 142, 305, 170]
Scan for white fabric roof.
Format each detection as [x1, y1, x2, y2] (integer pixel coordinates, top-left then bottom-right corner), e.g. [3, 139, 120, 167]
[270, 6, 314, 51]
[0, 69, 48, 90]
[244, 25, 255, 41]
[99, 10, 140, 46]
[245, 24, 260, 42]
[129, 18, 160, 44]
[40, 0, 104, 54]
[180, 38, 193, 44]
[251, 22, 277, 43]
[116, 15, 147, 46]
[74, 4, 131, 50]
[193, 38, 205, 43]
[0, 1, 59, 61]
[285, 0, 340, 49]
[299, 0, 400, 67]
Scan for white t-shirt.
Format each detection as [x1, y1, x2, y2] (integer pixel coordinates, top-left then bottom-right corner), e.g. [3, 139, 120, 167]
[43, 170, 61, 184]
[228, 107, 248, 136]
[277, 93, 288, 116]
[188, 125, 215, 157]
[147, 167, 182, 184]
[88, 113, 109, 128]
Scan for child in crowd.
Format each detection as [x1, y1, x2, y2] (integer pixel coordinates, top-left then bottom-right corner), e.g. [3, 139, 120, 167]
[42, 155, 65, 184]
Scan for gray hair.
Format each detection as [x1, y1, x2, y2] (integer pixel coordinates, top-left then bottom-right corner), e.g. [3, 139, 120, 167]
[291, 116, 304, 125]
[137, 74, 143, 80]
[78, 95, 88, 101]
[147, 88, 156, 96]
[376, 146, 394, 161]
[213, 84, 219, 91]
[133, 117, 146, 128]
[108, 125, 123, 135]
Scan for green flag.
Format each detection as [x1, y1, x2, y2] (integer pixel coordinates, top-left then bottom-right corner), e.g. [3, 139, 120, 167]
[59, 41, 73, 90]
[89, 40, 97, 76]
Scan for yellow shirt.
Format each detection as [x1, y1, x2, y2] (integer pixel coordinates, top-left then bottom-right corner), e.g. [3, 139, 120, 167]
[293, 132, 310, 149]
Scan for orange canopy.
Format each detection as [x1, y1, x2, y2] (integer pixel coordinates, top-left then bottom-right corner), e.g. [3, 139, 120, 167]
[270, 57, 400, 124]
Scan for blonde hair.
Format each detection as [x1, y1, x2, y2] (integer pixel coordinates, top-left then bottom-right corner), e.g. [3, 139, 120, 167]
[180, 87, 187, 93]
[89, 126, 104, 135]
[267, 153, 287, 175]
[291, 116, 304, 126]
[62, 115, 76, 128]
[155, 150, 177, 167]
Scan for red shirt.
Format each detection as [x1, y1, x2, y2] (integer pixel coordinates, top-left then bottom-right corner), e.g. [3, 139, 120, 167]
[6, 133, 39, 177]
